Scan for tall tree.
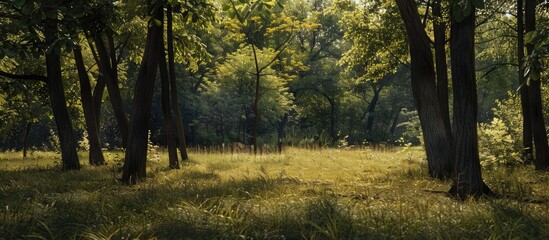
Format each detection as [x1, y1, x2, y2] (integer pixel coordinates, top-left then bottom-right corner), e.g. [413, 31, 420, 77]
[122, 1, 163, 184]
[449, 1, 492, 198]
[517, 0, 534, 163]
[396, 0, 453, 179]
[224, 0, 299, 154]
[42, 0, 80, 170]
[73, 46, 106, 165]
[432, 0, 452, 141]
[167, 4, 189, 161]
[159, 34, 179, 169]
[525, 0, 549, 170]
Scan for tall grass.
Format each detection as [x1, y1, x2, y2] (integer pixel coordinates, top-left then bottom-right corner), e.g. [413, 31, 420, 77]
[0, 147, 547, 239]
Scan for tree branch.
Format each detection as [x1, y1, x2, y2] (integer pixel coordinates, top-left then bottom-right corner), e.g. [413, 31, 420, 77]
[0, 70, 47, 83]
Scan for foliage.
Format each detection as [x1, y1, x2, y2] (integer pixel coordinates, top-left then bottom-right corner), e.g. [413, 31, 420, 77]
[201, 47, 293, 144]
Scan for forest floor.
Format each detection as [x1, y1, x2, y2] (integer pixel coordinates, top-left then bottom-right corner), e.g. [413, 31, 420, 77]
[0, 147, 548, 239]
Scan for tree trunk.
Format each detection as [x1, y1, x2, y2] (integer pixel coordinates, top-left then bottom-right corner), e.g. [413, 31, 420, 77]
[525, 0, 549, 170]
[88, 40, 106, 128]
[92, 75, 106, 128]
[121, 3, 163, 184]
[93, 36, 129, 147]
[251, 44, 261, 155]
[277, 113, 288, 153]
[159, 41, 179, 169]
[390, 109, 400, 135]
[517, 0, 534, 163]
[43, 0, 80, 170]
[167, 5, 189, 161]
[433, 0, 452, 140]
[365, 86, 381, 132]
[74, 48, 106, 165]
[449, 9, 492, 198]
[396, 0, 452, 179]
[328, 97, 336, 145]
[22, 122, 31, 158]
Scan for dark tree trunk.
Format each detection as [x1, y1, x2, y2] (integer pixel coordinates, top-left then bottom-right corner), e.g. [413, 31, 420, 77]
[517, 0, 534, 163]
[449, 10, 492, 198]
[365, 85, 381, 132]
[88, 40, 106, 128]
[74, 48, 106, 166]
[23, 122, 31, 158]
[92, 75, 106, 127]
[433, 0, 452, 140]
[390, 109, 400, 135]
[328, 97, 336, 145]
[167, 5, 189, 161]
[396, 0, 452, 179]
[159, 42, 179, 169]
[121, 3, 163, 184]
[277, 113, 288, 153]
[525, 0, 549, 170]
[43, 0, 80, 170]
[251, 44, 261, 154]
[93, 36, 129, 147]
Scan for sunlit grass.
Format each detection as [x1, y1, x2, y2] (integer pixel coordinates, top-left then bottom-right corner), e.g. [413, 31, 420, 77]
[0, 147, 547, 239]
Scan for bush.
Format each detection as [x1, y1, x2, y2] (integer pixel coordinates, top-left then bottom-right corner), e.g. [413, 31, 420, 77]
[477, 91, 538, 168]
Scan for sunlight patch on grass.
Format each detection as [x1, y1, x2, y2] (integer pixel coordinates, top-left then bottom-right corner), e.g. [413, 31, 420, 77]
[0, 148, 547, 239]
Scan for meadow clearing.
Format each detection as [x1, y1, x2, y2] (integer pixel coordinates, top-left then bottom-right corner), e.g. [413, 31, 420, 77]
[0, 147, 548, 239]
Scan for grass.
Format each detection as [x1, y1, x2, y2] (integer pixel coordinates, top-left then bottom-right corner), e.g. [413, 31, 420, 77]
[0, 147, 548, 239]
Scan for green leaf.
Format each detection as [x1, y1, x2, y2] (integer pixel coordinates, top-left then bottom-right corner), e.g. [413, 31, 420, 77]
[471, 0, 485, 9]
[264, 0, 276, 8]
[222, 3, 231, 11]
[154, 19, 162, 26]
[524, 31, 536, 44]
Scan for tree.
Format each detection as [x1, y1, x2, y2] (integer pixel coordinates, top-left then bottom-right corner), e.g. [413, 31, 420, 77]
[223, 0, 301, 154]
[449, 0, 492, 198]
[42, 0, 80, 170]
[396, 0, 453, 179]
[122, 1, 163, 184]
[524, 0, 549, 170]
[73, 46, 106, 165]
[516, 0, 534, 163]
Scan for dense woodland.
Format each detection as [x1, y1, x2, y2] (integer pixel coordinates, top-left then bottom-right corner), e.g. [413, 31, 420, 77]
[0, 0, 548, 197]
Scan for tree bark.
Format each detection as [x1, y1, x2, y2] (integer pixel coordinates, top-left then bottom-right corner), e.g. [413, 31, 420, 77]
[525, 0, 549, 170]
[251, 44, 261, 154]
[449, 9, 492, 198]
[396, 0, 453, 179]
[121, 2, 163, 184]
[167, 4, 189, 161]
[43, 0, 80, 170]
[159, 40, 179, 169]
[390, 109, 400, 135]
[93, 36, 129, 147]
[22, 122, 31, 158]
[74, 48, 106, 165]
[365, 85, 381, 133]
[88, 39, 106, 128]
[517, 0, 534, 163]
[433, 0, 452, 140]
[277, 113, 288, 153]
